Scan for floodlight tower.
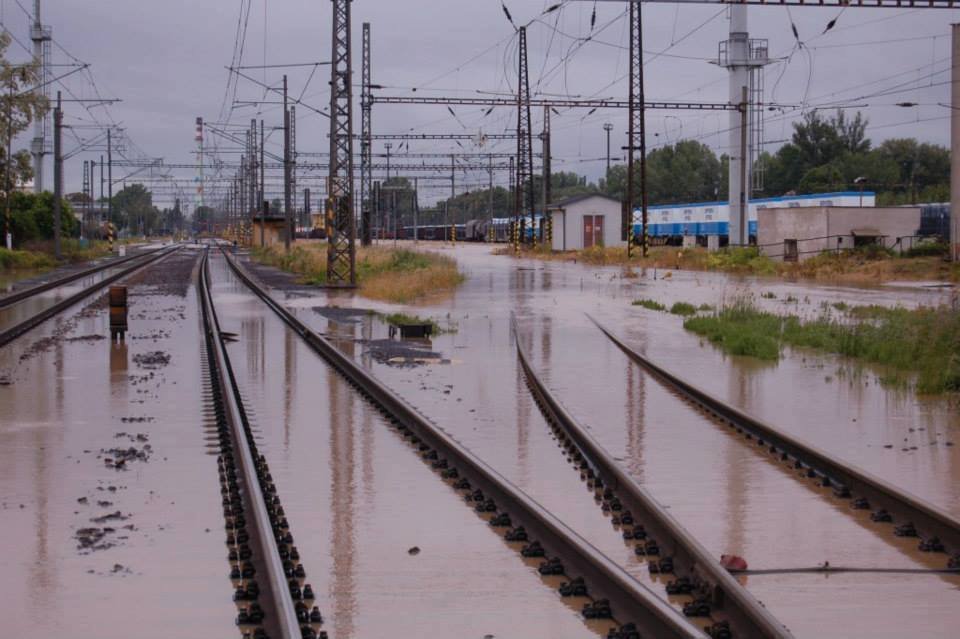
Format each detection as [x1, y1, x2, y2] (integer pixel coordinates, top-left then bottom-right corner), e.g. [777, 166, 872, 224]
[718, 5, 768, 247]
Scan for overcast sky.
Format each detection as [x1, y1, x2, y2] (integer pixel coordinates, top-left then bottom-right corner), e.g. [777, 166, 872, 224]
[1, 0, 955, 207]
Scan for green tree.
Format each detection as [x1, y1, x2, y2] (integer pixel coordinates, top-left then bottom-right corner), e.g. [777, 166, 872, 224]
[603, 141, 722, 206]
[0, 32, 48, 196]
[112, 183, 155, 233]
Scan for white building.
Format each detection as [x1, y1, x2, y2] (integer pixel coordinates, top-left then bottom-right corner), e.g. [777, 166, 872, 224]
[550, 193, 625, 251]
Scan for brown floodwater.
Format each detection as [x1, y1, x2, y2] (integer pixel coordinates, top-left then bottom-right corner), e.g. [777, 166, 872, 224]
[208, 253, 607, 639]
[267, 241, 960, 638]
[0, 247, 233, 638]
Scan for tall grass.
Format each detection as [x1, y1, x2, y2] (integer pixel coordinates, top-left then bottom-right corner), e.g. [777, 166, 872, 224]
[0, 247, 55, 270]
[684, 300, 960, 394]
[252, 244, 465, 304]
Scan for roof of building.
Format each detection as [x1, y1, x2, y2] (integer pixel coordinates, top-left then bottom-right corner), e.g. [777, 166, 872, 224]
[548, 192, 621, 209]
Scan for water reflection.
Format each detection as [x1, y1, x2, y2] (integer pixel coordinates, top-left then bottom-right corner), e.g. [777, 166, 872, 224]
[328, 318, 357, 638]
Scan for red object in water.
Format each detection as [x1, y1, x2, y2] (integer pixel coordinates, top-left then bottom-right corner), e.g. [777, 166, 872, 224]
[720, 554, 748, 571]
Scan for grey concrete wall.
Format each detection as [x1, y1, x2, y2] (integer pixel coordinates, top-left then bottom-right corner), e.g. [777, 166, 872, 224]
[827, 207, 921, 251]
[758, 207, 829, 259]
[759, 206, 921, 260]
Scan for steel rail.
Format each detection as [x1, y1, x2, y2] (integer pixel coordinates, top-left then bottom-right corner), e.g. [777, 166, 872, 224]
[220, 249, 705, 639]
[590, 315, 960, 564]
[197, 250, 301, 639]
[514, 327, 793, 639]
[0, 247, 178, 348]
[0, 245, 166, 310]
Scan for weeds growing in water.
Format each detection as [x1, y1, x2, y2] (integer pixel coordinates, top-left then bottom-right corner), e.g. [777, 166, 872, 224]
[252, 244, 464, 304]
[760, 291, 777, 299]
[683, 299, 960, 394]
[632, 298, 666, 312]
[669, 302, 698, 316]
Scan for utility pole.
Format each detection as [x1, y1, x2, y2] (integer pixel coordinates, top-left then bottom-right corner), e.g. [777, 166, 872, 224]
[515, 26, 534, 252]
[488, 155, 494, 226]
[304, 188, 311, 232]
[413, 177, 419, 243]
[952, 23, 960, 261]
[52, 91, 61, 258]
[107, 129, 113, 233]
[81, 160, 89, 241]
[259, 119, 265, 227]
[627, 2, 649, 258]
[326, 0, 357, 285]
[383, 142, 392, 244]
[541, 106, 552, 245]
[450, 153, 456, 244]
[4, 85, 12, 250]
[738, 85, 748, 248]
[360, 22, 373, 247]
[283, 74, 292, 251]
[603, 122, 613, 177]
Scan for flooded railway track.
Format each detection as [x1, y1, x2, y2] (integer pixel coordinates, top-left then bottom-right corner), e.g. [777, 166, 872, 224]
[0, 246, 166, 310]
[217, 248, 707, 639]
[0, 246, 177, 348]
[514, 328, 792, 639]
[198, 249, 325, 639]
[589, 316, 960, 570]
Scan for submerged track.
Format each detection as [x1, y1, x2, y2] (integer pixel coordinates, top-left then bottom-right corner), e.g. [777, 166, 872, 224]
[219, 249, 707, 639]
[198, 249, 325, 639]
[514, 325, 793, 639]
[590, 316, 960, 568]
[0, 246, 177, 348]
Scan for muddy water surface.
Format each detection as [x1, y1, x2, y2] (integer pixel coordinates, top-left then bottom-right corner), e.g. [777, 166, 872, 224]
[264, 242, 959, 638]
[0, 248, 232, 638]
[210, 253, 602, 639]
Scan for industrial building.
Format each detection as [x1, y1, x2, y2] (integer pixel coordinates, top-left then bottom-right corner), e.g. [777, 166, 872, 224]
[549, 193, 625, 251]
[757, 205, 922, 261]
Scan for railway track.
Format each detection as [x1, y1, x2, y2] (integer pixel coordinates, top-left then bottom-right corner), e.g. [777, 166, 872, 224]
[589, 315, 960, 569]
[514, 327, 793, 639]
[198, 249, 325, 639]
[0, 246, 178, 348]
[218, 248, 709, 639]
[0, 245, 165, 310]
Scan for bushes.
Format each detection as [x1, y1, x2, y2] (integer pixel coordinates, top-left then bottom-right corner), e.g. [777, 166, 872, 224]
[7, 191, 77, 246]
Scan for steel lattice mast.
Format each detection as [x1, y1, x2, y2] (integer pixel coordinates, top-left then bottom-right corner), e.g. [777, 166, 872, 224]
[515, 26, 535, 251]
[326, 0, 356, 286]
[627, 2, 649, 258]
[360, 22, 373, 246]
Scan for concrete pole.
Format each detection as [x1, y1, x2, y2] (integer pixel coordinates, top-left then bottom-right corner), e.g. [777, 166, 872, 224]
[727, 4, 750, 247]
[283, 75, 292, 251]
[952, 23, 960, 261]
[31, 0, 44, 193]
[52, 92, 61, 258]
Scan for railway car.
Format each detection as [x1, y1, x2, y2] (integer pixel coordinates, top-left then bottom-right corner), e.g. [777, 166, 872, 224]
[632, 191, 876, 245]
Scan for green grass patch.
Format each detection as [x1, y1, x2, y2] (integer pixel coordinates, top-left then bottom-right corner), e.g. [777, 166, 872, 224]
[683, 300, 960, 394]
[632, 298, 666, 312]
[669, 301, 698, 316]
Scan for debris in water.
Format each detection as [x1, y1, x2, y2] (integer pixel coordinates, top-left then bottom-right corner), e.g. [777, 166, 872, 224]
[408, 546, 421, 556]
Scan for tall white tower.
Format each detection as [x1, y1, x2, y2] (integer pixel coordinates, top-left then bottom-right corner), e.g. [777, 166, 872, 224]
[718, 5, 768, 246]
[30, 0, 52, 193]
